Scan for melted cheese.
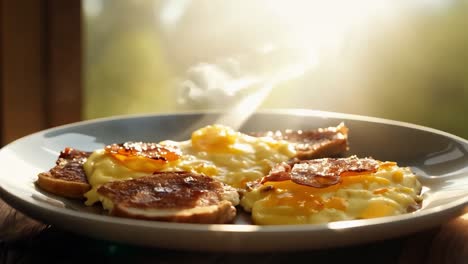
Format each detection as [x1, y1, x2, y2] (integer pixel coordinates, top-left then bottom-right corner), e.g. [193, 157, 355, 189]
[83, 124, 296, 206]
[240, 162, 422, 225]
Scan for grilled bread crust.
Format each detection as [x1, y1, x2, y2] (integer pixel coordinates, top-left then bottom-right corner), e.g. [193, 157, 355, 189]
[251, 123, 349, 159]
[111, 200, 236, 224]
[97, 172, 239, 224]
[36, 148, 91, 198]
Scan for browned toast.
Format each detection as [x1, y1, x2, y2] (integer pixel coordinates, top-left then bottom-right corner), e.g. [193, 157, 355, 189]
[97, 171, 239, 224]
[250, 123, 349, 159]
[36, 147, 91, 198]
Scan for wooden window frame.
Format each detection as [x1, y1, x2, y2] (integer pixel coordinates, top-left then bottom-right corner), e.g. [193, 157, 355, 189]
[0, 0, 82, 146]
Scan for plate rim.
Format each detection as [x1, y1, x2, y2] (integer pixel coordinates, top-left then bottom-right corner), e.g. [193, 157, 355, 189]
[3, 108, 467, 148]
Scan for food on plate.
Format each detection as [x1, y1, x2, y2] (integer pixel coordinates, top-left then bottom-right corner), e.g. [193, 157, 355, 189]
[34, 122, 423, 225]
[83, 142, 184, 205]
[35, 123, 347, 205]
[97, 171, 239, 224]
[81, 123, 348, 206]
[240, 156, 423, 225]
[36, 147, 91, 198]
[250, 122, 349, 160]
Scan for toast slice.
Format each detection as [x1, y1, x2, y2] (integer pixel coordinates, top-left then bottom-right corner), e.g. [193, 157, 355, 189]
[36, 147, 91, 199]
[251, 123, 349, 159]
[97, 171, 240, 224]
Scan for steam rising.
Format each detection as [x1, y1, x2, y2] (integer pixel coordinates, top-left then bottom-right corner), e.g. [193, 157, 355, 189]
[166, 0, 396, 131]
[176, 46, 318, 131]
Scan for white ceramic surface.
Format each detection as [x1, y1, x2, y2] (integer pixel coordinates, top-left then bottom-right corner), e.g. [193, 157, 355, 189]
[0, 109, 467, 252]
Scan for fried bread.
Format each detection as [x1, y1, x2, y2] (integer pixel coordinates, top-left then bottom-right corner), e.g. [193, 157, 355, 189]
[36, 147, 91, 198]
[97, 171, 239, 223]
[251, 122, 349, 159]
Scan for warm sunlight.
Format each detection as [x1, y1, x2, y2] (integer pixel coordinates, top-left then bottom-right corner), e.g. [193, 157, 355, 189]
[84, 0, 468, 138]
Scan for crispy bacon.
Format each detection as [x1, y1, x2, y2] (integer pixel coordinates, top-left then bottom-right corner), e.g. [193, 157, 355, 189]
[261, 156, 380, 188]
[261, 162, 292, 183]
[104, 142, 182, 173]
[105, 142, 181, 162]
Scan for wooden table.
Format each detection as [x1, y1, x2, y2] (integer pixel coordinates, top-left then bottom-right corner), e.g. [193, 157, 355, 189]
[0, 199, 466, 264]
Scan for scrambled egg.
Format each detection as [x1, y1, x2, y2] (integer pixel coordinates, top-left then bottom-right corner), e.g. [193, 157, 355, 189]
[82, 124, 423, 225]
[83, 124, 296, 206]
[240, 161, 422, 225]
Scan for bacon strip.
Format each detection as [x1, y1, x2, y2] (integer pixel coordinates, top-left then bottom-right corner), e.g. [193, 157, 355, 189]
[105, 142, 181, 162]
[262, 156, 380, 188]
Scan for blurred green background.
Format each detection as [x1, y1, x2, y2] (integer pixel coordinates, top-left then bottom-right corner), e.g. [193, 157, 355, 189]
[84, 0, 468, 139]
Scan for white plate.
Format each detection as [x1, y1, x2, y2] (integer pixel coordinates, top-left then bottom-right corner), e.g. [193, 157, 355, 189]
[0, 109, 467, 252]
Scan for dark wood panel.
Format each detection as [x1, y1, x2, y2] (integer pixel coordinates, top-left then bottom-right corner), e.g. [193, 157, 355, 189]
[0, 0, 82, 146]
[45, 0, 82, 127]
[0, 0, 47, 145]
[0, 0, 2, 146]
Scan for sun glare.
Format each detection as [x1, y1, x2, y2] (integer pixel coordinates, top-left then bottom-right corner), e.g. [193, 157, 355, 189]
[177, 1, 400, 129]
[265, 0, 397, 59]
